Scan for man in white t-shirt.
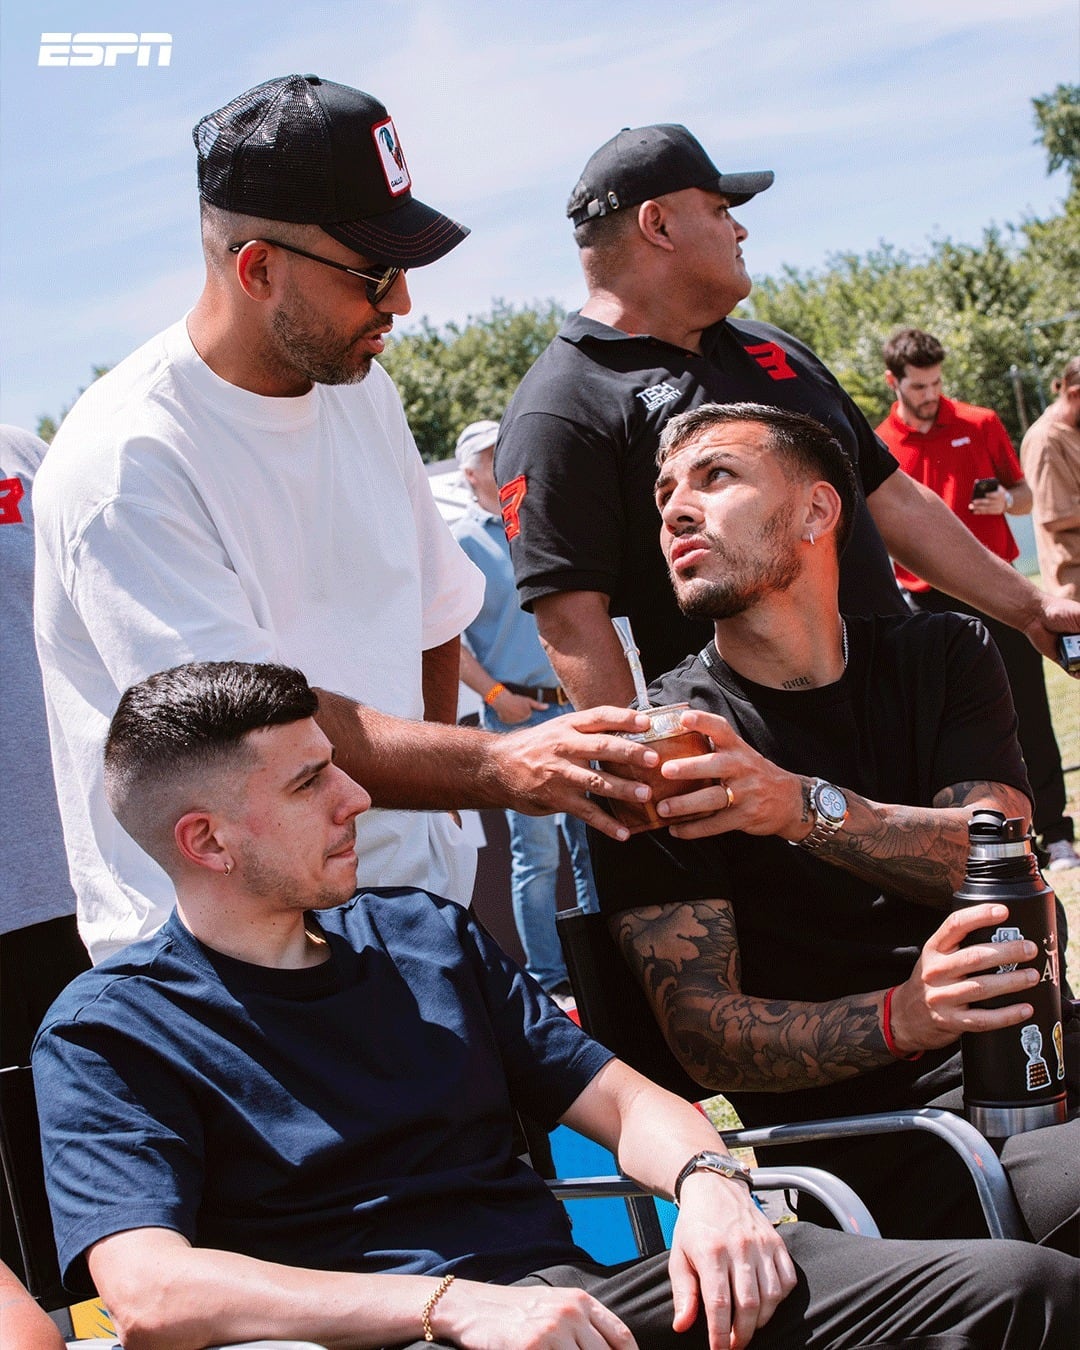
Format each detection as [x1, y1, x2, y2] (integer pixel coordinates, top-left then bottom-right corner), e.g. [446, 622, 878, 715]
[33, 75, 653, 962]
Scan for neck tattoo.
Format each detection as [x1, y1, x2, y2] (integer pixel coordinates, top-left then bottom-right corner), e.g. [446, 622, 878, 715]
[780, 619, 849, 691]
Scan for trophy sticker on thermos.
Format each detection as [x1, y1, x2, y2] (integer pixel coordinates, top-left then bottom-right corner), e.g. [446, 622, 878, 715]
[991, 925, 1022, 972]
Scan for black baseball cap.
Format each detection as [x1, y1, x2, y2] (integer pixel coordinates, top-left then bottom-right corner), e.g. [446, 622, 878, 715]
[194, 74, 469, 268]
[567, 124, 773, 226]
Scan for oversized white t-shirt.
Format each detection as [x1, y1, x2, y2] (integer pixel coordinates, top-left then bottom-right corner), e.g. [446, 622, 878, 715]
[33, 318, 484, 961]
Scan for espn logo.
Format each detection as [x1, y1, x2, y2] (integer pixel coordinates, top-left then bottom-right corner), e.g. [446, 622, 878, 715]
[38, 33, 173, 67]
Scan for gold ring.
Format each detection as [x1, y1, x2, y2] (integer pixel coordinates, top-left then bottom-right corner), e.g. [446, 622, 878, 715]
[723, 784, 735, 810]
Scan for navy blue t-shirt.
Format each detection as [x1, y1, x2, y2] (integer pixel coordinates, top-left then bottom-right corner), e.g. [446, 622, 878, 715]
[34, 890, 613, 1286]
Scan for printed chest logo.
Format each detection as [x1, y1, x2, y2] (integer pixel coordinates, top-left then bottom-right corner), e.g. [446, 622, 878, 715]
[0, 476, 25, 525]
[744, 341, 797, 381]
[499, 474, 527, 541]
[951, 437, 971, 448]
[636, 382, 681, 412]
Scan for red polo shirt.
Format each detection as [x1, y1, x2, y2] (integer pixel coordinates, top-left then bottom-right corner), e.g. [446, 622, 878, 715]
[875, 396, 1023, 593]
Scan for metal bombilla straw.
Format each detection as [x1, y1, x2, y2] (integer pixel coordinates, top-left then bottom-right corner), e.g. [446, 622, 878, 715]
[611, 617, 653, 710]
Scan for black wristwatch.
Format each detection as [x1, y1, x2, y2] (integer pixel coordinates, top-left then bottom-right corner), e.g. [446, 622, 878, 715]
[673, 1150, 753, 1205]
[796, 778, 849, 852]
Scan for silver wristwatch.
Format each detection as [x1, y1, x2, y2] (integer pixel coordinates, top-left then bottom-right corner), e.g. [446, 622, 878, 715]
[796, 777, 848, 852]
[673, 1150, 753, 1205]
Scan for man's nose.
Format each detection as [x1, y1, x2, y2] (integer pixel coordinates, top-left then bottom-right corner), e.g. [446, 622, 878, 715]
[377, 271, 412, 318]
[732, 215, 748, 242]
[334, 767, 372, 820]
[661, 485, 699, 530]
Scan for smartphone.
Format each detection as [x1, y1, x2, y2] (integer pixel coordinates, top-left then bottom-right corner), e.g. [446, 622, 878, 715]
[971, 477, 999, 500]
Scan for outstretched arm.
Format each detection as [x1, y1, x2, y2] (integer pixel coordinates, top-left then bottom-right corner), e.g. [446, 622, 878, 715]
[88, 1227, 636, 1350]
[648, 709, 1030, 903]
[612, 899, 1040, 1095]
[867, 469, 1080, 670]
[313, 688, 656, 841]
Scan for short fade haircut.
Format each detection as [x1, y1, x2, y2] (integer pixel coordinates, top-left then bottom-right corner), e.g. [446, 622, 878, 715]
[104, 661, 318, 868]
[656, 402, 858, 556]
[882, 328, 946, 379]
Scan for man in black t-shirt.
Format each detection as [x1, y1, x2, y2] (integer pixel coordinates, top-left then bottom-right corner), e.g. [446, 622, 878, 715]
[495, 123, 1080, 708]
[588, 401, 1079, 1250]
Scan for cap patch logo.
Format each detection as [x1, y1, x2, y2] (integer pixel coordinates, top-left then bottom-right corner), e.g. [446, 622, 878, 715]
[372, 117, 410, 197]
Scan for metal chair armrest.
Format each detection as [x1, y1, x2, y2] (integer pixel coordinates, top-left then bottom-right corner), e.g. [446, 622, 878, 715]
[718, 1108, 1024, 1240]
[550, 1163, 881, 1239]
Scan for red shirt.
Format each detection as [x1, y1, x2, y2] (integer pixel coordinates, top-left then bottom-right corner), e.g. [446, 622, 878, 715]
[875, 396, 1023, 593]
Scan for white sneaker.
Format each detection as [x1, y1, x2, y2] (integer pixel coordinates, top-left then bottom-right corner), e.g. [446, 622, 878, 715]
[1046, 839, 1080, 871]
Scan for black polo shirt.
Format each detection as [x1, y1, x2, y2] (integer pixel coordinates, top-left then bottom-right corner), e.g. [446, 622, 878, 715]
[496, 313, 903, 680]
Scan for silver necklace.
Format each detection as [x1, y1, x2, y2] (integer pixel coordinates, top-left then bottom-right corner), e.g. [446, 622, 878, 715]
[841, 618, 849, 670]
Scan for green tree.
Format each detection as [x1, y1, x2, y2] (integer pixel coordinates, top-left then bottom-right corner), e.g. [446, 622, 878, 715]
[1021, 82, 1080, 403]
[379, 300, 565, 460]
[1032, 83, 1080, 191]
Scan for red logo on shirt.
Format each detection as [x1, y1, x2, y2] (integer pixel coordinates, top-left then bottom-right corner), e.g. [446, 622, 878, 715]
[0, 476, 24, 524]
[499, 474, 527, 541]
[745, 342, 797, 381]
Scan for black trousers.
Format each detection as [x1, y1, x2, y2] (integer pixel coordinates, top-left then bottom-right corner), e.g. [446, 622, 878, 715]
[906, 587, 1073, 844]
[396, 1224, 1078, 1348]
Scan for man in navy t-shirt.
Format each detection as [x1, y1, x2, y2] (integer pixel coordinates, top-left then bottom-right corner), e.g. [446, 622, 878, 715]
[34, 661, 1077, 1348]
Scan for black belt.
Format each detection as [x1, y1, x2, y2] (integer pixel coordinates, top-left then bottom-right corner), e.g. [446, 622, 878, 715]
[504, 682, 569, 705]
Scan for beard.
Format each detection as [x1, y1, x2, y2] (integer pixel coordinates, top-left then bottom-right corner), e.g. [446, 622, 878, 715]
[674, 504, 802, 621]
[269, 287, 384, 387]
[235, 838, 358, 913]
[900, 391, 939, 424]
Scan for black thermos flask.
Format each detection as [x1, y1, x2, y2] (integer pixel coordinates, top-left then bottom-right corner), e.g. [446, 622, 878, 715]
[952, 810, 1067, 1138]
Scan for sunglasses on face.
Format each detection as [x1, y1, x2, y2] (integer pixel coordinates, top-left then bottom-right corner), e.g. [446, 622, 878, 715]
[228, 238, 404, 306]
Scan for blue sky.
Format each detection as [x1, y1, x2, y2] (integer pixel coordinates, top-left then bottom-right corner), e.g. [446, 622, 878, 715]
[1, 0, 1076, 433]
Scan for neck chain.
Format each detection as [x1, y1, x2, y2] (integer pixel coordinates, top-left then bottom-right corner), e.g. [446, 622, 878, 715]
[841, 618, 849, 671]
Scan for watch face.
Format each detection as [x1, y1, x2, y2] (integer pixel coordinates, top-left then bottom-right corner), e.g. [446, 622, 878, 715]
[816, 783, 847, 822]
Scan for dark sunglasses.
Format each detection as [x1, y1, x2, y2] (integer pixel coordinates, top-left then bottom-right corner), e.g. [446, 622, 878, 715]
[228, 239, 404, 306]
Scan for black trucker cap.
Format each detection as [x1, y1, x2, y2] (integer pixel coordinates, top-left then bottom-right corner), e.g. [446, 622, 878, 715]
[194, 74, 469, 268]
[567, 123, 773, 226]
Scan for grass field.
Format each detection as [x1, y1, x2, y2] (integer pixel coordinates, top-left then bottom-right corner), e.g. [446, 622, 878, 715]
[1045, 655, 1080, 987]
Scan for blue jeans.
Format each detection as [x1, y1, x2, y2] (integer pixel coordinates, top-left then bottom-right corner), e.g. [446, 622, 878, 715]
[482, 702, 599, 991]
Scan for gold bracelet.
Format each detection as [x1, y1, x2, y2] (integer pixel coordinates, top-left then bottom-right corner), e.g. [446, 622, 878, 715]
[483, 682, 506, 706]
[422, 1272, 455, 1342]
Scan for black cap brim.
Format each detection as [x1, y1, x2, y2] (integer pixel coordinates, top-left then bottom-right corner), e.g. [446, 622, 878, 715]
[712, 170, 774, 206]
[324, 195, 469, 268]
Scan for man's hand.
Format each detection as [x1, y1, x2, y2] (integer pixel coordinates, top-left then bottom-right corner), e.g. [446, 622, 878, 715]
[491, 706, 657, 840]
[669, 1173, 796, 1350]
[887, 903, 1040, 1055]
[968, 484, 1011, 516]
[640, 710, 805, 841]
[1021, 592, 1080, 675]
[433, 1278, 636, 1349]
[488, 688, 549, 725]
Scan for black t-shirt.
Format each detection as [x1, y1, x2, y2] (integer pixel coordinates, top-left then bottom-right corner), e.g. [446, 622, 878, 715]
[589, 612, 1031, 1125]
[496, 313, 904, 680]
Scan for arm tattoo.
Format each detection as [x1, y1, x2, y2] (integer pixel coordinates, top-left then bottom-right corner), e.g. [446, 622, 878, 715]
[611, 902, 891, 1094]
[819, 780, 1031, 906]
